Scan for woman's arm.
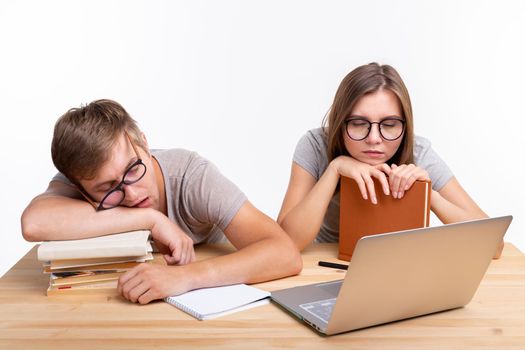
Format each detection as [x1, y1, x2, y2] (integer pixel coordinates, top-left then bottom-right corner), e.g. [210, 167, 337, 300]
[431, 177, 503, 258]
[387, 167, 501, 259]
[431, 177, 487, 223]
[277, 162, 338, 250]
[385, 164, 487, 221]
[277, 156, 389, 250]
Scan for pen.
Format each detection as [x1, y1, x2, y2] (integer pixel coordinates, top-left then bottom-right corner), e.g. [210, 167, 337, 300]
[318, 261, 348, 270]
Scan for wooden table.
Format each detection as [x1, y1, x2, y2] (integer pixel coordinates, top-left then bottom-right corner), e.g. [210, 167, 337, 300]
[1, 243, 524, 349]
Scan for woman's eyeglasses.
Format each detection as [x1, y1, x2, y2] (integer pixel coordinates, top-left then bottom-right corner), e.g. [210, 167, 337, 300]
[344, 117, 405, 141]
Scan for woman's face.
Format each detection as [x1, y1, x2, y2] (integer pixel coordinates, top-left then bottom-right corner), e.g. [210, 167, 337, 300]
[343, 88, 405, 166]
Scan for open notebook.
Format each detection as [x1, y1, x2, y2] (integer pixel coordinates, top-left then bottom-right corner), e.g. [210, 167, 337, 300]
[164, 284, 270, 320]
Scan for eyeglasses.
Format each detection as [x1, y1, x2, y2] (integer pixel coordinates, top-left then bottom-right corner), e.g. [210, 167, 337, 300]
[79, 133, 147, 211]
[344, 117, 406, 141]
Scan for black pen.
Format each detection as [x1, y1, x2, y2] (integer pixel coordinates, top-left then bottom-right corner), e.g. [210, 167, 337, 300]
[318, 261, 348, 270]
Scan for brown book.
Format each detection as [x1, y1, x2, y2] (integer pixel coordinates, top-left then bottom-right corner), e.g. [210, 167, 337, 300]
[338, 176, 431, 261]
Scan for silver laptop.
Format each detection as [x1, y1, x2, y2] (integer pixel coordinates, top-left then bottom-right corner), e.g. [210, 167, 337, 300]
[271, 216, 512, 335]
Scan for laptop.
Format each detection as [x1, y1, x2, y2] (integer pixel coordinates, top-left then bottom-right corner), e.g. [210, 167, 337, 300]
[271, 215, 513, 335]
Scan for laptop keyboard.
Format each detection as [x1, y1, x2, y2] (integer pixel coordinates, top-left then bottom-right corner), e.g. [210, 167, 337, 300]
[299, 298, 336, 324]
[317, 280, 342, 296]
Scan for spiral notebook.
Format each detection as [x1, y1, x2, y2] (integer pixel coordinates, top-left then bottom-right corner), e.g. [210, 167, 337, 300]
[164, 284, 271, 320]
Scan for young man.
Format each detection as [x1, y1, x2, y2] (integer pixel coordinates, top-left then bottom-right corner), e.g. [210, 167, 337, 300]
[21, 99, 302, 304]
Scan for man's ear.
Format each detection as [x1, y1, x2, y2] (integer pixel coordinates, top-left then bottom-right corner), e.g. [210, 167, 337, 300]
[140, 132, 150, 156]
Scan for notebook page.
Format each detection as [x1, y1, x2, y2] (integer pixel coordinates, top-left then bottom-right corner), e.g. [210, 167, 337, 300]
[164, 284, 270, 320]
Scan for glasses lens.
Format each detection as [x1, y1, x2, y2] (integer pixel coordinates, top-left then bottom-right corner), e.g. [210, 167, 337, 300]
[123, 163, 146, 184]
[379, 119, 404, 140]
[346, 119, 370, 140]
[100, 190, 125, 209]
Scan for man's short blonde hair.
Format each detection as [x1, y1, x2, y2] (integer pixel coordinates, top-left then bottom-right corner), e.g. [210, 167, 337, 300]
[51, 99, 146, 183]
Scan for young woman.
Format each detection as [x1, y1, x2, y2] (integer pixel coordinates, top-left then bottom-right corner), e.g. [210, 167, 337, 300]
[277, 62, 502, 258]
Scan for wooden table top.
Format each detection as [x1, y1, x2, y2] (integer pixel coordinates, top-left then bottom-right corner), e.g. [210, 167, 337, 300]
[1, 243, 524, 349]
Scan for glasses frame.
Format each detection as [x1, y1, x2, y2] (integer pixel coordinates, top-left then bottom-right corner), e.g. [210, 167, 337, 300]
[344, 117, 406, 141]
[77, 132, 147, 211]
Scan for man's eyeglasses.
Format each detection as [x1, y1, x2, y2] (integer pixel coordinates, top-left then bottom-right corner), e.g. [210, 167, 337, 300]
[79, 133, 147, 211]
[344, 117, 406, 141]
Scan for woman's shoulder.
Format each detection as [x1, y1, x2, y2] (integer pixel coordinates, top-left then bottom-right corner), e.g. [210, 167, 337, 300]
[413, 134, 446, 169]
[293, 127, 329, 180]
[413, 135, 432, 157]
[299, 127, 328, 148]
[413, 135, 453, 191]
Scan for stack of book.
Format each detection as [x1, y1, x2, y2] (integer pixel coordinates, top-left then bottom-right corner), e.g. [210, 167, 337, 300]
[37, 230, 162, 295]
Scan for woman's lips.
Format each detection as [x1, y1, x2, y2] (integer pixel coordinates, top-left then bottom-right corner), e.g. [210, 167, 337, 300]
[363, 150, 384, 158]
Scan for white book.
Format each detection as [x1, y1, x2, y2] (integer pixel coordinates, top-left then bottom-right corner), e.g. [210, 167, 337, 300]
[37, 230, 152, 261]
[164, 284, 271, 320]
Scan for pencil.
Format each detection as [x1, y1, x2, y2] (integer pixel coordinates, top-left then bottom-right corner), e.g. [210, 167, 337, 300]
[318, 261, 348, 270]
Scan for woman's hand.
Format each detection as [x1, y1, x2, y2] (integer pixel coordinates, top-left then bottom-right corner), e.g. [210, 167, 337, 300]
[385, 164, 430, 199]
[333, 156, 390, 204]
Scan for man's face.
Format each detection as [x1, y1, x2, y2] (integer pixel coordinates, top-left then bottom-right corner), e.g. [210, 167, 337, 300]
[79, 132, 160, 211]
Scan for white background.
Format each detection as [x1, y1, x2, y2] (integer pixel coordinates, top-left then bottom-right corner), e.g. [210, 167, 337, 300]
[1, 0, 524, 277]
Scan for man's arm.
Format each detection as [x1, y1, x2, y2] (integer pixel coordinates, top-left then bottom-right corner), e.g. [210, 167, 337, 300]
[22, 181, 152, 241]
[118, 201, 303, 304]
[21, 181, 195, 264]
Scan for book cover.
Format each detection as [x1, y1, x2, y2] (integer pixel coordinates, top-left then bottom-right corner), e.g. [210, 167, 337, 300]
[338, 176, 431, 261]
[37, 230, 152, 261]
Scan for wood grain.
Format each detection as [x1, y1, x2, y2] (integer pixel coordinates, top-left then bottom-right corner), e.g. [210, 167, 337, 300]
[1, 243, 524, 349]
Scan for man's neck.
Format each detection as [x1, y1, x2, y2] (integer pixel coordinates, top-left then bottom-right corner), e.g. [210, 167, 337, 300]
[152, 156, 167, 215]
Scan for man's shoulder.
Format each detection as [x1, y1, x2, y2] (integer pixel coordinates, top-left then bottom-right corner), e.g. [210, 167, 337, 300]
[151, 148, 198, 161]
[152, 148, 209, 178]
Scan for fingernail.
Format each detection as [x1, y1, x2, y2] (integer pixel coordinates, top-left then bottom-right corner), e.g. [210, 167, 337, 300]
[399, 192, 404, 199]
[372, 197, 377, 205]
[393, 192, 397, 198]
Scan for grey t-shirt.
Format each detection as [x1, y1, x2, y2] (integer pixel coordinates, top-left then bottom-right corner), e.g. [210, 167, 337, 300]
[293, 128, 454, 243]
[52, 149, 247, 244]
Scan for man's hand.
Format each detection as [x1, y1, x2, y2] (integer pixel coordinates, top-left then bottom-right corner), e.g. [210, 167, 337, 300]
[118, 264, 191, 304]
[150, 213, 196, 265]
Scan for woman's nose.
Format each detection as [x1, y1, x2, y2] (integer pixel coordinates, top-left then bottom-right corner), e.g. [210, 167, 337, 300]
[366, 123, 382, 144]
